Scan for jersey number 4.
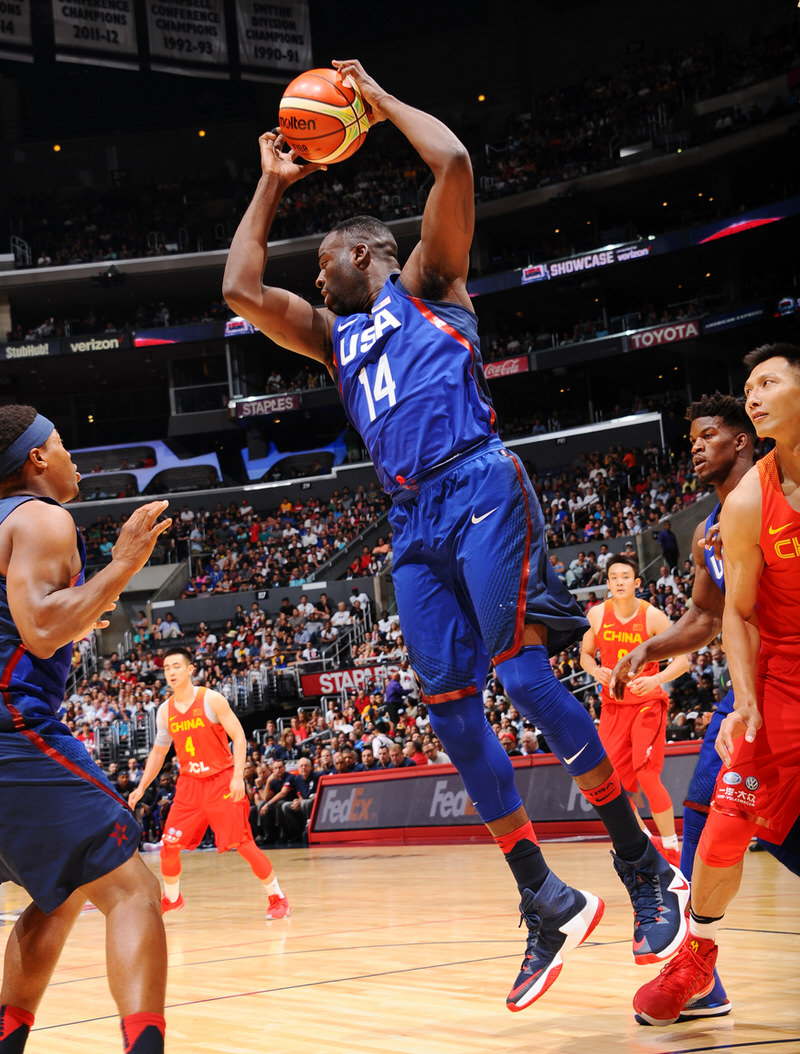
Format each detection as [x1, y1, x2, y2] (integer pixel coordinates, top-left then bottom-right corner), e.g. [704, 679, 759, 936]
[358, 354, 397, 422]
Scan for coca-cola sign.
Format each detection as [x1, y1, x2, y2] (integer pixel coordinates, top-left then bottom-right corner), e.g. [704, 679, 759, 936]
[484, 355, 529, 379]
[630, 321, 699, 349]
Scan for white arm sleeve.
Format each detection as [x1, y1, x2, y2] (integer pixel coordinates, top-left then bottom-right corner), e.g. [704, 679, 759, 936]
[154, 701, 172, 748]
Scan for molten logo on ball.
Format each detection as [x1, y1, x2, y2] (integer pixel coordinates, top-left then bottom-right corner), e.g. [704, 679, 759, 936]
[279, 115, 317, 132]
[278, 67, 370, 165]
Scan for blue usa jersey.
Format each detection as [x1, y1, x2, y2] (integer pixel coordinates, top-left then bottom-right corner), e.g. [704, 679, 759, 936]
[332, 274, 496, 496]
[703, 502, 725, 595]
[0, 495, 85, 729]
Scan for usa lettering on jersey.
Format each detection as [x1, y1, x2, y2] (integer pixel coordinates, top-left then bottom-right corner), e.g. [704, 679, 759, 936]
[338, 306, 402, 365]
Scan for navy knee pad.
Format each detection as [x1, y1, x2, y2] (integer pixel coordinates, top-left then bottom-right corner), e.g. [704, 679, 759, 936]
[428, 694, 522, 824]
[496, 645, 605, 776]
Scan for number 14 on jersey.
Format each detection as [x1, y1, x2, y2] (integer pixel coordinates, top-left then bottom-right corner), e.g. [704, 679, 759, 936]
[358, 354, 397, 422]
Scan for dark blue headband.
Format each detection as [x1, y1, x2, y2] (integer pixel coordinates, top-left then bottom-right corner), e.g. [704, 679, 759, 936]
[0, 414, 55, 479]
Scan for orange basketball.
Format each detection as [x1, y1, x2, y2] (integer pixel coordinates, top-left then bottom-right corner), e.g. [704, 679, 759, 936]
[278, 68, 370, 165]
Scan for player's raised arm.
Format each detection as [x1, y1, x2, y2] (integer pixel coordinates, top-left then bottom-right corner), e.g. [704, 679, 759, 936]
[223, 131, 334, 366]
[333, 59, 474, 305]
[717, 469, 764, 764]
[5, 499, 170, 658]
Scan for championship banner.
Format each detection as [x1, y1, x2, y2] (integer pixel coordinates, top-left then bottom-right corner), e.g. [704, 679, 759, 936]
[300, 663, 401, 697]
[145, 0, 228, 76]
[309, 745, 700, 844]
[236, 0, 311, 82]
[0, 338, 61, 361]
[52, 0, 139, 69]
[235, 393, 300, 419]
[484, 355, 529, 380]
[0, 0, 33, 62]
[630, 320, 700, 350]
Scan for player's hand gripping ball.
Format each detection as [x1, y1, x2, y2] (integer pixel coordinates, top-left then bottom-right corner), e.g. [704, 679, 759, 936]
[278, 67, 371, 164]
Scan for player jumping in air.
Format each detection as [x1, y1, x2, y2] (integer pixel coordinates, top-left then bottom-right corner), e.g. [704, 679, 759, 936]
[224, 59, 687, 1010]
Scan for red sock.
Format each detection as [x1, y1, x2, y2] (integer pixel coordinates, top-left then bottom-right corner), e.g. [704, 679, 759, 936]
[120, 1013, 165, 1054]
[0, 1006, 34, 1053]
[493, 819, 539, 854]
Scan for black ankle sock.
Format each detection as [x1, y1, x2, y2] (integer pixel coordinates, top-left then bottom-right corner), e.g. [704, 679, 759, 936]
[0, 1006, 33, 1054]
[593, 796, 649, 861]
[504, 837, 551, 896]
[121, 1014, 165, 1054]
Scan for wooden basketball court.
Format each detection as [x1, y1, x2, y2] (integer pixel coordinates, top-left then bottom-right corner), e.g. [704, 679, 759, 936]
[3, 840, 798, 1053]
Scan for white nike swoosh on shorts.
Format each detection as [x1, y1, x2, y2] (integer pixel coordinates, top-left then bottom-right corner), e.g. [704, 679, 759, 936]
[564, 743, 588, 766]
[471, 506, 500, 524]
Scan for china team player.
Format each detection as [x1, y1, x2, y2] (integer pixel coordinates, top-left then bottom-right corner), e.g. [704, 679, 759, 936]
[580, 553, 689, 863]
[223, 60, 687, 1010]
[633, 344, 800, 1024]
[128, 646, 290, 920]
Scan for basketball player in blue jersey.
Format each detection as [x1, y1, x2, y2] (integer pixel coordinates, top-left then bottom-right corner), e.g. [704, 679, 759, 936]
[611, 391, 800, 1025]
[224, 58, 688, 1011]
[0, 406, 170, 1054]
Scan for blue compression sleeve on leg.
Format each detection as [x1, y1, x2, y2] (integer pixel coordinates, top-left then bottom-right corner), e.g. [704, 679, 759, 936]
[681, 804, 707, 879]
[496, 645, 606, 776]
[428, 694, 522, 824]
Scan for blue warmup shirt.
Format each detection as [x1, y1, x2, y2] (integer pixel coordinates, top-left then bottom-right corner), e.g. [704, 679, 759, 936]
[0, 494, 85, 730]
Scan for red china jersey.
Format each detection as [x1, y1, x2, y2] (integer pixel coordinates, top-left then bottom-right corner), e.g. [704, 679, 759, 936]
[757, 449, 800, 655]
[596, 599, 665, 706]
[167, 687, 232, 778]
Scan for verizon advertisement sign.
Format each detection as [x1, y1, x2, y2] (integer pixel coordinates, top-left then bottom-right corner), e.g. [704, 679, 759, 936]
[484, 355, 529, 380]
[300, 663, 401, 696]
[630, 321, 699, 349]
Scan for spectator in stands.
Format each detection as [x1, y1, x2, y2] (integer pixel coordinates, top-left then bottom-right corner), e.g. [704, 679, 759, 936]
[657, 519, 679, 570]
[331, 602, 353, 629]
[280, 757, 319, 843]
[160, 612, 182, 640]
[271, 728, 303, 763]
[423, 740, 451, 765]
[255, 758, 289, 845]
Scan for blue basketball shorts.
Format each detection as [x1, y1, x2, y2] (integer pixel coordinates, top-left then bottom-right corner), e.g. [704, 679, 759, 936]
[389, 436, 588, 702]
[0, 710, 140, 914]
[684, 689, 734, 811]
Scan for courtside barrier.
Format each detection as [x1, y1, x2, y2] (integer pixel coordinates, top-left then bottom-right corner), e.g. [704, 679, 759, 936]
[308, 743, 700, 846]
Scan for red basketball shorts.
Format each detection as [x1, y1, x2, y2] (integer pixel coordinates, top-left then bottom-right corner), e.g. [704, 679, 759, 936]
[711, 649, 800, 844]
[163, 767, 252, 851]
[599, 697, 667, 794]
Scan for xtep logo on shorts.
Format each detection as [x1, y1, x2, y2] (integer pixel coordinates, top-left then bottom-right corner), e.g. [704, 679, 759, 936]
[471, 506, 499, 524]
